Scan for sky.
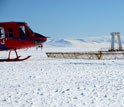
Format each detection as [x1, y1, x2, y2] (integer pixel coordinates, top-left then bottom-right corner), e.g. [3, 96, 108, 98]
[1, 0, 124, 38]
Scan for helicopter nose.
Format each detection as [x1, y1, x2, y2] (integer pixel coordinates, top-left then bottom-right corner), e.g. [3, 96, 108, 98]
[34, 33, 47, 46]
[34, 33, 47, 39]
[35, 40, 42, 46]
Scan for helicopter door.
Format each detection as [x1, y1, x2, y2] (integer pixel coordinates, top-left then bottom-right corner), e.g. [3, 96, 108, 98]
[0, 27, 5, 44]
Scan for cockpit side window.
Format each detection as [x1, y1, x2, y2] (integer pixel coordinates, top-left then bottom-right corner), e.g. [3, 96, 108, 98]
[19, 26, 25, 37]
[19, 26, 32, 37]
[8, 28, 13, 36]
[0, 27, 5, 38]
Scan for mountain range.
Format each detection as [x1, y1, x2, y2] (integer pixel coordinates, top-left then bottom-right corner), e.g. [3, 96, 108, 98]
[45, 36, 124, 48]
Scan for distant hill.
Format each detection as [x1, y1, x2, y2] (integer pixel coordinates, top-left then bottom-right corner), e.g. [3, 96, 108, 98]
[46, 39, 72, 47]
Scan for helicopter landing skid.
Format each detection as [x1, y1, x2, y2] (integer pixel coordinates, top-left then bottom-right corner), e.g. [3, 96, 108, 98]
[0, 56, 31, 62]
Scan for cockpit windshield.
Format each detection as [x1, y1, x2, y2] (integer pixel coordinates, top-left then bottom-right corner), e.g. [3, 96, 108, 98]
[27, 26, 34, 34]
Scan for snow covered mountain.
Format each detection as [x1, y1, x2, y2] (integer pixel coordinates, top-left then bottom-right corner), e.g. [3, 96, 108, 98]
[46, 39, 72, 47]
[45, 36, 124, 47]
[45, 36, 113, 47]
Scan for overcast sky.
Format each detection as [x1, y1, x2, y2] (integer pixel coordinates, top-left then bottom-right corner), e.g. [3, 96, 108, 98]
[1, 0, 124, 38]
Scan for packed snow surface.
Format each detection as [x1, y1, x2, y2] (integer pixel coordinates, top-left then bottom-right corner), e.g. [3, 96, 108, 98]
[0, 37, 124, 107]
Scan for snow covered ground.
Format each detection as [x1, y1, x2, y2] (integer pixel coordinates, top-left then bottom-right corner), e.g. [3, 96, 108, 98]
[0, 37, 124, 107]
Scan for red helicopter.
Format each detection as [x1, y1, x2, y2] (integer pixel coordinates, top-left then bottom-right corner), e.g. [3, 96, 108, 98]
[0, 22, 47, 61]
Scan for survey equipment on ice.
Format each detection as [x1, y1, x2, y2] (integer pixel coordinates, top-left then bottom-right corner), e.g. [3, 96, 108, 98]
[110, 32, 122, 51]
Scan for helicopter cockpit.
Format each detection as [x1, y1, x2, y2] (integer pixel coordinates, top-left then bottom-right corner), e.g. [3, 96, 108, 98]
[19, 25, 34, 38]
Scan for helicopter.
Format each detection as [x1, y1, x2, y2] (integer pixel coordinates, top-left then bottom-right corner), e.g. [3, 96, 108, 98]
[0, 22, 47, 61]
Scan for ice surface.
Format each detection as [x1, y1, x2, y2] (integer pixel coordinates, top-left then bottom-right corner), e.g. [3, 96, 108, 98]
[0, 38, 124, 107]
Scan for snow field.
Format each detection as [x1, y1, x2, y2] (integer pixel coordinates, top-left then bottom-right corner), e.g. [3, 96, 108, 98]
[0, 55, 124, 107]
